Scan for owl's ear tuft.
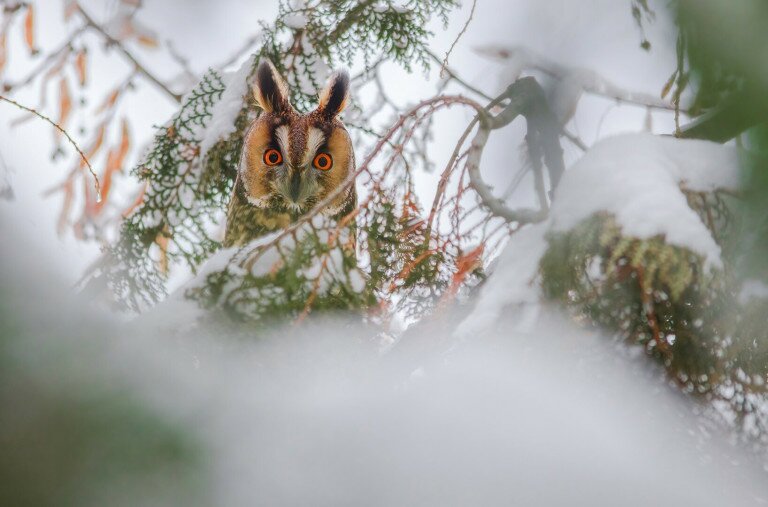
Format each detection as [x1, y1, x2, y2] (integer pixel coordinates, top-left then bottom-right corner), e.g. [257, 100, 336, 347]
[317, 70, 350, 119]
[253, 59, 292, 114]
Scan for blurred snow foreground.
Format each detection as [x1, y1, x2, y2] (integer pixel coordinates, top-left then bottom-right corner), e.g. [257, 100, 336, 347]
[3, 133, 767, 506]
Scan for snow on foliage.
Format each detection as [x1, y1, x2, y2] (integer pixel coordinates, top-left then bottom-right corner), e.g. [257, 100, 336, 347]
[458, 133, 741, 337]
[198, 54, 258, 159]
[551, 133, 739, 269]
[454, 224, 548, 338]
[146, 215, 366, 328]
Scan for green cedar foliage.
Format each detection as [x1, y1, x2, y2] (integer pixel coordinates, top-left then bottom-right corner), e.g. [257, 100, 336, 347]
[97, 0, 463, 318]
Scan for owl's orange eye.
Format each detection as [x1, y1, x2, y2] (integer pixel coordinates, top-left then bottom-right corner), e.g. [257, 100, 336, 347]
[313, 152, 333, 171]
[263, 148, 283, 166]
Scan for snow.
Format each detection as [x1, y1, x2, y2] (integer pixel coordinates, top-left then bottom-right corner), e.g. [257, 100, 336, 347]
[199, 54, 258, 159]
[287, 33, 331, 97]
[475, 45, 674, 116]
[373, 2, 410, 13]
[4, 214, 768, 506]
[455, 223, 548, 339]
[284, 0, 310, 29]
[739, 280, 768, 305]
[283, 12, 308, 30]
[457, 133, 741, 339]
[146, 214, 359, 329]
[551, 133, 740, 269]
[348, 268, 366, 293]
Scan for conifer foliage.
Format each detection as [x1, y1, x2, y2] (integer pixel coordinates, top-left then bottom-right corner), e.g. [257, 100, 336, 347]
[88, 0, 472, 319]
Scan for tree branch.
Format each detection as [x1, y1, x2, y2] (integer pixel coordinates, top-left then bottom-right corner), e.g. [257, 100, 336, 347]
[465, 77, 564, 224]
[76, 5, 181, 103]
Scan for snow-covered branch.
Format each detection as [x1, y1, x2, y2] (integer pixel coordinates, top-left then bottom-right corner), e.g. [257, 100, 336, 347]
[475, 44, 675, 125]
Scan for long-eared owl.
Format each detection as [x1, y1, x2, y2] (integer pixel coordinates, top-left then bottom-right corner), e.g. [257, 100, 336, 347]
[223, 60, 356, 247]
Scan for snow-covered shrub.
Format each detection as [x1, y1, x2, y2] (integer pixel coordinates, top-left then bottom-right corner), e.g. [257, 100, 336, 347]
[464, 133, 768, 451]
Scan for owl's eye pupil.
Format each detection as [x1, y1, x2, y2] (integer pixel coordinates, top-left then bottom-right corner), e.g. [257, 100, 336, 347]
[263, 148, 282, 166]
[313, 153, 332, 171]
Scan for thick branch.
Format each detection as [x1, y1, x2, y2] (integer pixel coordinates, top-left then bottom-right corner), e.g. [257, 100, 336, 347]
[465, 77, 564, 224]
[466, 121, 547, 224]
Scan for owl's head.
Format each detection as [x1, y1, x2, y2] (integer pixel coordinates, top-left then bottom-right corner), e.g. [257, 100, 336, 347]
[239, 60, 354, 215]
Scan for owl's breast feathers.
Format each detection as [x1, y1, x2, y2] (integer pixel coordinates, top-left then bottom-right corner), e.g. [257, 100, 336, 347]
[223, 176, 357, 247]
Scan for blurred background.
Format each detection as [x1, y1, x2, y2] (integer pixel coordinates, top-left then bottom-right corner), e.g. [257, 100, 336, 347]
[2, 1, 768, 505]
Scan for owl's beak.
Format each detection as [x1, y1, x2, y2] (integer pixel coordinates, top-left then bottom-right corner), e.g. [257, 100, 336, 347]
[277, 165, 317, 211]
[289, 169, 302, 203]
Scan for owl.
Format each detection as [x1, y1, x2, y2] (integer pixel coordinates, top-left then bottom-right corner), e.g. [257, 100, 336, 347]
[223, 60, 356, 247]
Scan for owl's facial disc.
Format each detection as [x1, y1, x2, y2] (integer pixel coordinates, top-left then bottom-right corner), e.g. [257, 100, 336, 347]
[262, 125, 318, 211]
[242, 62, 352, 215]
[272, 163, 320, 212]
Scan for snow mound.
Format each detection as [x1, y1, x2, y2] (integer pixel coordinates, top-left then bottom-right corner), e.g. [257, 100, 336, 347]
[458, 133, 741, 338]
[551, 133, 740, 269]
[454, 224, 548, 339]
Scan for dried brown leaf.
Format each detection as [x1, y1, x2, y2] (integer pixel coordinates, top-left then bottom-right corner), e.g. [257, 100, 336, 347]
[23, 4, 36, 54]
[83, 123, 106, 166]
[453, 244, 484, 282]
[75, 49, 87, 86]
[155, 230, 169, 274]
[94, 149, 117, 214]
[0, 31, 7, 75]
[56, 77, 72, 138]
[96, 88, 120, 114]
[115, 119, 131, 169]
[136, 34, 159, 48]
[64, 0, 79, 21]
[122, 182, 146, 217]
[82, 171, 96, 218]
[95, 120, 130, 214]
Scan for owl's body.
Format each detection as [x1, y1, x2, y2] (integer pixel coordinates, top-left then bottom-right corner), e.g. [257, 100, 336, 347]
[223, 61, 356, 247]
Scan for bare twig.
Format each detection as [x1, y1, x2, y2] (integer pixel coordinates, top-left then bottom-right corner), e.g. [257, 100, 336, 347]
[0, 94, 100, 201]
[428, 48, 587, 156]
[439, 0, 477, 79]
[427, 48, 491, 101]
[164, 39, 196, 82]
[76, 5, 181, 103]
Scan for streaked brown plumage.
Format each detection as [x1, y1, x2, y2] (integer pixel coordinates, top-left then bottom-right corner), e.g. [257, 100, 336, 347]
[224, 60, 356, 247]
